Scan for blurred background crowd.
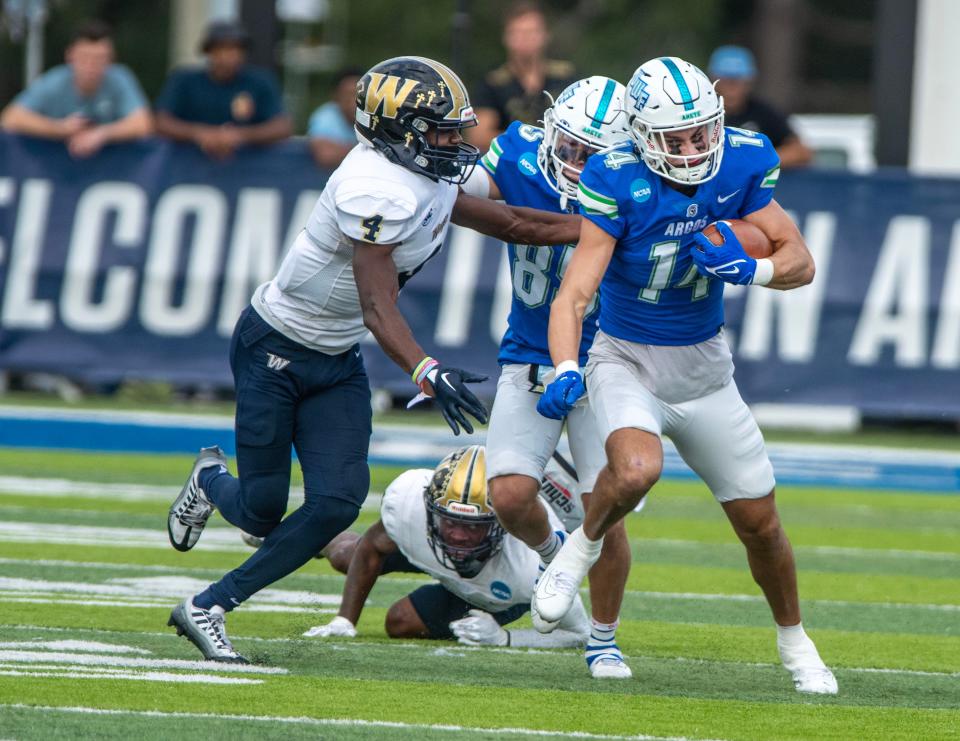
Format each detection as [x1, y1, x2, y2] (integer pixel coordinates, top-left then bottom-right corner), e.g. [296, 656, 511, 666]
[0, 0, 957, 430]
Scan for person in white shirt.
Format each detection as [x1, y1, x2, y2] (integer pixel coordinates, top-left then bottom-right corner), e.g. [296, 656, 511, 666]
[164, 56, 581, 663]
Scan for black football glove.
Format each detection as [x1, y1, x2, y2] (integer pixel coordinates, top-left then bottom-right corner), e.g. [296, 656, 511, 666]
[427, 366, 489, 435]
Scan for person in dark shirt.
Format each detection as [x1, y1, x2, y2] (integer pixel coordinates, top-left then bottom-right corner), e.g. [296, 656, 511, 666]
[155, 20, 292, 159]
[471, 1, 576, 152]
[708, 45, 812, 168]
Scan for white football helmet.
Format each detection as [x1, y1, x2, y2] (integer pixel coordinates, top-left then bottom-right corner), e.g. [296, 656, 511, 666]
[625, 57, 725, 185]
[538, 76, 631, 206]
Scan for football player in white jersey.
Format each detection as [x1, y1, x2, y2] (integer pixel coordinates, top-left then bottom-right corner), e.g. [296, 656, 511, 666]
[304, 445, 589, 647]
[165, 56, 581, 663]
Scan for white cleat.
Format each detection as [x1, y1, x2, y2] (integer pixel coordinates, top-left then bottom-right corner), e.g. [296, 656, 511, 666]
[168, 446, 226, 552]
[791, 667, 838, 695]
[590, 656, 633, 679]
[530, 598, 560, 633]
[531, 529, 600, 630]
[779, 634, 838, 695]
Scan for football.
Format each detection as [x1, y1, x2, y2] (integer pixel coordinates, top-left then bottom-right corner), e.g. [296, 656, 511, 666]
[700, 219, 773, 259]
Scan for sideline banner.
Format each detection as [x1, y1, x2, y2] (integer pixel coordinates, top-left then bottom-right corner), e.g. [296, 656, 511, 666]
[1, 133, 959, 418]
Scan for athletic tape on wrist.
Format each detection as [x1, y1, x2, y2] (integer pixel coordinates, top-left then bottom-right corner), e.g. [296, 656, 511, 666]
[752, 258, 775, 286]
[555, 360, 579, 377]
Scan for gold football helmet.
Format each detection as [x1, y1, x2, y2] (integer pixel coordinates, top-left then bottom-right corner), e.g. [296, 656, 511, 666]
[424, 445, 504, 578]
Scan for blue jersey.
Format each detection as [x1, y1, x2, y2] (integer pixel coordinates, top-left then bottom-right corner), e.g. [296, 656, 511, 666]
[482, 121, 599, 366]
[578, 127, 780, 346]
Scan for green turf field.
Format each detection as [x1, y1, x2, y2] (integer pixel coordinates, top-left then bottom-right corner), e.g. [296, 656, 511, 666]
[0, 449, 957, 740]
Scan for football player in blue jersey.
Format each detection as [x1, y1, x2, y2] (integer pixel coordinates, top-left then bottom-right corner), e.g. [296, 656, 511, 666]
[458, 77, 636, 678]
[533, 57, 837, 694]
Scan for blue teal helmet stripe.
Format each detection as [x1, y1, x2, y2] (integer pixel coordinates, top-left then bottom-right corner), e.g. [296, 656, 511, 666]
[659, 57, 695, 111]
[590, 78, 617, 127]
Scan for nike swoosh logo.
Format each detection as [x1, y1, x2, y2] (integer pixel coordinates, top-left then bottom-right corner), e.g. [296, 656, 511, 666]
[354, 350, 361, 357]
[711, 259, 747, 276]
[716, 266, 740, 275]
[440, 372, 456, 390]
[717, 189, 741, 203]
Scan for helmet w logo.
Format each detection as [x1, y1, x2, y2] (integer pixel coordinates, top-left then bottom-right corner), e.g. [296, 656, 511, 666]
[266, 353, 291, 371]
[364, 73, 418, 119]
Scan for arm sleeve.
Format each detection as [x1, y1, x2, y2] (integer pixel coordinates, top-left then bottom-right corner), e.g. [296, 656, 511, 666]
[577, 157, 625, 240]
[459, 162, 492, 198]
[739, 133, 781, 217]
[334, 177, 419, 245]
[111, 66, 149, 116]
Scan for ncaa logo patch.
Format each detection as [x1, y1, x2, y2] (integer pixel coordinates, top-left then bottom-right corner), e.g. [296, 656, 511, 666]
[630, 178, 652, 203]
[517, 152, 539, 177]
[490, 581, 512, 601]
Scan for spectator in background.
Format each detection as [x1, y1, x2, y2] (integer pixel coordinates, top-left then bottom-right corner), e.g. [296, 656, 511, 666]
[155, 20, 292, 159]
[0, 20, 152, 158]
[708, 45, 813, 168]
[470, 1, 576, 152]
[307, 67, 362, 169]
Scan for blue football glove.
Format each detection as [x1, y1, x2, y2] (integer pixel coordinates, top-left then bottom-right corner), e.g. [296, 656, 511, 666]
[691, 221, 757, 285]
[427, 366, 488, 436]
[536, 370, 585, 420]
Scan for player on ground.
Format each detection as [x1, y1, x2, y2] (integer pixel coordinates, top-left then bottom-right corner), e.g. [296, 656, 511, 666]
[533, 57, 837, 694]
[304, 446, 589, 647]
[459, 77, 636, 678]
[165, 56, 580, 663]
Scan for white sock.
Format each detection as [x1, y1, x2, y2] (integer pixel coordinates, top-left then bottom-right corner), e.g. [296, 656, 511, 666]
[777, 622, 826, 671]
[569, 526, 603, 561]
[590, 618, 618, 645]
[210, 604, 226, 616]
[534, 531, 563, 564]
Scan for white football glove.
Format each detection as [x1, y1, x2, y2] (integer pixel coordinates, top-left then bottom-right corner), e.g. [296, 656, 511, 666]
[303, 615, 357, 638]
[450, 609, 509, 646]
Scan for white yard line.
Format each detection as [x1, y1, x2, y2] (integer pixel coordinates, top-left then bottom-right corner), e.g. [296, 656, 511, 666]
[621, 589, 960, 613]
[0, 559, 954, 613]
[0, 704, 720, 741]
[3, 625, 956, 680]
[0, 649, 287, 674]
[0, 669, 262, 684]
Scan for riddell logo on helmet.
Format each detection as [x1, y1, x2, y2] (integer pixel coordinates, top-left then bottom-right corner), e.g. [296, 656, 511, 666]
[447, 502, 479, 515]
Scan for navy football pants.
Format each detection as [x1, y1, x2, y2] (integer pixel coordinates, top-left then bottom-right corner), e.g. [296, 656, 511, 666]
[198, 307, 371, 610]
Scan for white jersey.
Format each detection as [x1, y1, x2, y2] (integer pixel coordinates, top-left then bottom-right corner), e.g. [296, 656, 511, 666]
[253, 144, 459, 354]
[381, 469, 564, 613]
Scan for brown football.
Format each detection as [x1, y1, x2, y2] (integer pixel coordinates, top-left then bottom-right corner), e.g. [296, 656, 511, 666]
[700, 219, 773, 259]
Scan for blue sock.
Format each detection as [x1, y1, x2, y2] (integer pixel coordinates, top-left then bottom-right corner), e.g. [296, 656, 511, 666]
[535, 530, 566, 564]
[585, 618, 622, 668]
